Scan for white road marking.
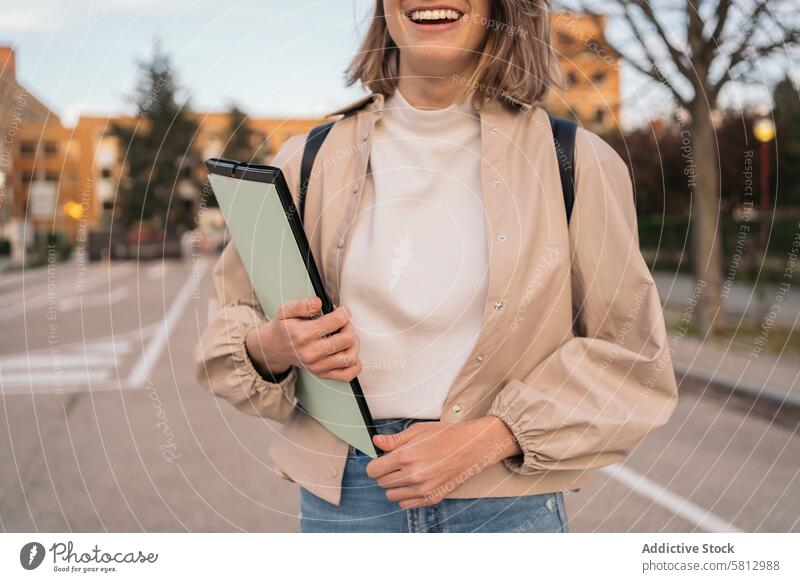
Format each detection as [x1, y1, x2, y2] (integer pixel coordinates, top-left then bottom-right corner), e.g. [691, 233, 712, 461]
[0, 353, 114, 368]
[0, 329, 142, 395]
[57, 286, 129, 311]
[601, 463, 743, 533]
[0, 263, 134, 318]
[147, 264, 164, 279]
[0, 260, 207, 395]
[126, 260, 208, 388]
[0, 339, 129, 394]
[1, 370, 112, 385]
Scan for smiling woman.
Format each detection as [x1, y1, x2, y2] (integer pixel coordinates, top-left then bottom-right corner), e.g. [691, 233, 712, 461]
[346, 0, 556, 108]
[194, 0, 678, 534]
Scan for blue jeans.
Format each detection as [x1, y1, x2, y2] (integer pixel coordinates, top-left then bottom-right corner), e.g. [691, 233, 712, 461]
[300, 418, 570, 533]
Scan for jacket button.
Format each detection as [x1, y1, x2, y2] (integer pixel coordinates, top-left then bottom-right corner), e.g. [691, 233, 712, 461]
[337, 238, 345, 248]
[352, 183, 359, 193]
[491, 126, 499, 134]
[497, 233, 506, 241]
[452, 404, 462, 414]
[329, 466, 339, 478]
[493, 179, 501, 187]
[494, 300, 504, 311]
[475, 354, 484, 363]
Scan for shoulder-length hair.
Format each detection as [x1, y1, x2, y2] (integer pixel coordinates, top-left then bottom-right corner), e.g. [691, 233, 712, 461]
[345, 0, 558, 108]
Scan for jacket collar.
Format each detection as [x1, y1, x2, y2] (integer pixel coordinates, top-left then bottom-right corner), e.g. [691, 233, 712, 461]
[325, 90, 533, 119]
[325, 93, 379, 118]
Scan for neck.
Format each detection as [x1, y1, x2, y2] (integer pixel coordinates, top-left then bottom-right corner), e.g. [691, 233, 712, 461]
[396, 57, 476, 110]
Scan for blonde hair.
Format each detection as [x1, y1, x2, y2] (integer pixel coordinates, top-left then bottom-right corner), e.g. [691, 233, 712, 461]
[345, 0, 558, 108]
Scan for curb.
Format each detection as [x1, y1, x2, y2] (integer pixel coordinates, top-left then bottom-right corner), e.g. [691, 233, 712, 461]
[675, 363, 800, 413]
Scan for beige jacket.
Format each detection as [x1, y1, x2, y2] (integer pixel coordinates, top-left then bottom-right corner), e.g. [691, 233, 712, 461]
[193, 92, 678, 506]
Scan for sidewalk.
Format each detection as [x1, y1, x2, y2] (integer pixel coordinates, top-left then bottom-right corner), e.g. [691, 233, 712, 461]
[670, 334, 800, 408]
[653, 272, 799, 327]
[654, 272, 799, 409]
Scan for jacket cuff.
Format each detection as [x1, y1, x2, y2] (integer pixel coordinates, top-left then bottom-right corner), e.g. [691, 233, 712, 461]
[486, 404, 539, 475]
[262, 366, 293, 384]
[229, 319, 297, 395]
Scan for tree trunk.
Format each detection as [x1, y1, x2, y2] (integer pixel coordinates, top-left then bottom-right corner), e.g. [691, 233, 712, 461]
[687, 100, 725, 335]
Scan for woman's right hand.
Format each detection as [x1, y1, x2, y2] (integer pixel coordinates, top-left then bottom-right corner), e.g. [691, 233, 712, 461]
[245, 296, 362, 382]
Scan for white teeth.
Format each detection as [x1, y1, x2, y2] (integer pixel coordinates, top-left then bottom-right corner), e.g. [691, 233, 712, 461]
[408, 8, 463, 22]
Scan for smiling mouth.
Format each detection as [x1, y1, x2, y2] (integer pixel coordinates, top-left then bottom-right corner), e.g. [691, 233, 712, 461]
[405, 8, 465, 25]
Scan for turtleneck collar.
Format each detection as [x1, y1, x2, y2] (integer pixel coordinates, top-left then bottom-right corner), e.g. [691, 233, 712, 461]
[382, 88, 478, 133]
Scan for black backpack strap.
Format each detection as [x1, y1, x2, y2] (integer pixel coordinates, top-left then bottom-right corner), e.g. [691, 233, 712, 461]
[548, 114, 578, 223]
[298, 120, 336, 223]
[301, 116, 577, 224]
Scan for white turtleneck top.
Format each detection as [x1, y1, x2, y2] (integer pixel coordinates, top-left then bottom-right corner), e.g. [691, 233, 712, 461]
[339, 90, 489, 420]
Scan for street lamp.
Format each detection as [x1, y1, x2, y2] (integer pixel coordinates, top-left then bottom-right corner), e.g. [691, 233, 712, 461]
[753, 117, 775, 258]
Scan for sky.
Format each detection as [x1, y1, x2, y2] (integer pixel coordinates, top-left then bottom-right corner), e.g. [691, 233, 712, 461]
[0, 0, 787, 128]
[2, 0, 376, 123]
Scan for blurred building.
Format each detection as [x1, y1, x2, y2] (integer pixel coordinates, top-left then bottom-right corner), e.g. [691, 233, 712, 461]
[0, 46, 75, 262]
[549, 11, 621, 130]
[70, 114, 321, 231]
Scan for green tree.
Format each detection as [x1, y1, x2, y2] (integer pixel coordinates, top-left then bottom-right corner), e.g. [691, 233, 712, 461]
[111, 46, 199, 235]
[222, 103, 263, 163]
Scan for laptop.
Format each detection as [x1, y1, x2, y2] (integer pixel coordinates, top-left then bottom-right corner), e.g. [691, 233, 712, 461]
[205, 158, 380, 458]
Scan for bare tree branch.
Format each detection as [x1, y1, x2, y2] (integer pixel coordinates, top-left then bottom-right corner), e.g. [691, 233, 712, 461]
[709, 0, 732, 45]
[595, 2, 692, 107]
[722, 0, 772, 72]
[631, 0, 695, 79]
[711, 2, 800, 97]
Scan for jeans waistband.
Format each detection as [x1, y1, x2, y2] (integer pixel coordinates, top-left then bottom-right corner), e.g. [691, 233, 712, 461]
[347, 419, 432, 458]
[371, 418, 429, 435]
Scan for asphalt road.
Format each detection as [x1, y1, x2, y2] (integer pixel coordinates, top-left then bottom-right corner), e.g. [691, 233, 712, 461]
[1, 257, 798, 532]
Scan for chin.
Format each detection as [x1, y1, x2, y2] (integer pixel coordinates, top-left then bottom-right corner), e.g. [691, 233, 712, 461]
[403, 45, 472, 76]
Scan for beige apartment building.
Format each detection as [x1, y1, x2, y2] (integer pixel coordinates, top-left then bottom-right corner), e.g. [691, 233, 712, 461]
[547, 12, 621, 127]
[0, 11, 620, 261]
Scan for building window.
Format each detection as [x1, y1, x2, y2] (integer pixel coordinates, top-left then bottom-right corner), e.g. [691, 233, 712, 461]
[44, 141, 58, 156]
[20, 141, 36, 156]
[45, 172, 60, 183]
[100, 167, 112, 179]
[566, 72, 578, 87]
[594, 109, 606, 124]
[557, 32, 574, 47]
[22, 171, 34, 183]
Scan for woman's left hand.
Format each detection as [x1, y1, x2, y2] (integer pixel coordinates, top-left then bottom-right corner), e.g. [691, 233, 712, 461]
[365, 416, 521, 508]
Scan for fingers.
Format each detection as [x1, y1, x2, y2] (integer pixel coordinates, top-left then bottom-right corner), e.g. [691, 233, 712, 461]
[384, 486, 424, 503]
[318, 362, 362, 382]
[365, 453, 403, 479]
[372, 423, 423, 452]
[279, 305, 350, 347]
[316, 359, 363, 382]
[303, 324, 359, 364]
[275, 296, 321, 320]
[312, 307, 352, 337]
[376, 470, 412, 488]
